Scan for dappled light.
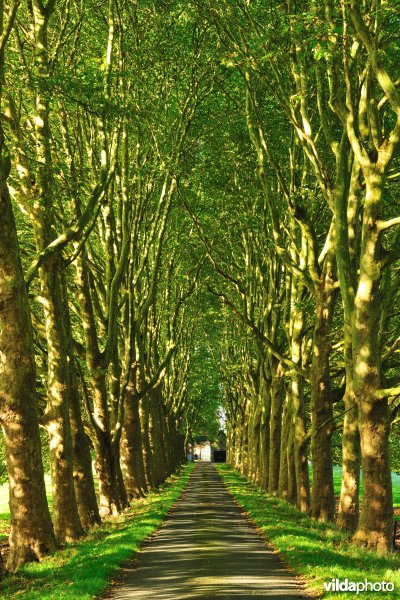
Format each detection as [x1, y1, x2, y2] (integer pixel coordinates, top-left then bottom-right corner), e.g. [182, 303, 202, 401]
[110, 464, 307, 599]
[0, 0, 400, 597]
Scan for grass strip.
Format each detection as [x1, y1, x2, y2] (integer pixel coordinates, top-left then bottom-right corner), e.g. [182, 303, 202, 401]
[0, 463, 194, 600]
[216, 464, 400, 599]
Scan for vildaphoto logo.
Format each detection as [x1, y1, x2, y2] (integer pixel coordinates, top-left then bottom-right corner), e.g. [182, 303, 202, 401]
[323, 579, 395, 594]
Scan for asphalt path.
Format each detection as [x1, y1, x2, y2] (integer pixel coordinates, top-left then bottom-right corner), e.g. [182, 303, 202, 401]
[107, 462, 308, 599]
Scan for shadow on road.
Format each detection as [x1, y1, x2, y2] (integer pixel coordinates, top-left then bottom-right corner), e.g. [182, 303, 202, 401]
[107, 462, 309, 599]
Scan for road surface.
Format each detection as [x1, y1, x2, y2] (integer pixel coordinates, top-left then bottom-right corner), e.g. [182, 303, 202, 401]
[108, 462, 308, 599]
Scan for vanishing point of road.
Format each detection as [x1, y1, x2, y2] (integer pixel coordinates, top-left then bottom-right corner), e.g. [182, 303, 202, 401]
[108, 462, 309, 599]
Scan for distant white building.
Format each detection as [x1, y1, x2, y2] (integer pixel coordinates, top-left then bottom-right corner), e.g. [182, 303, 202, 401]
[187, 432, 226, 463]
[193, 435, 212, 462]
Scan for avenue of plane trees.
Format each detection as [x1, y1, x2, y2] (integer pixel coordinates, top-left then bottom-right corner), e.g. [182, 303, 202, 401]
[0, 0, 399, 580]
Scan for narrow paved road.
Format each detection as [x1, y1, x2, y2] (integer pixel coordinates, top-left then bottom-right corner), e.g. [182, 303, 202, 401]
[108, 463, 308, 599]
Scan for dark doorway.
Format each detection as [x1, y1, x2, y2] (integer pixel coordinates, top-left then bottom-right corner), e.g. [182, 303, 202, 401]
[213, 450, 226, 463]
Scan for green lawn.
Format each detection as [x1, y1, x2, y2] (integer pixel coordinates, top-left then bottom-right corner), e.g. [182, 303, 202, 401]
[330, 466, 400, 507]
[325, 466, 400, 518]
[309, 465, 400, 502]
[0, 464, 193, 599]
[217, 464, 400, 600]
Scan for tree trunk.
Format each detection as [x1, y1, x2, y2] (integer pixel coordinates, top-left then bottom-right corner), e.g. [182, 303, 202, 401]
[235, 405, 245, 471]
[75, 253, 121, 516]
[310, 270, 336, 522]
[0, 161, 56, 569]
[287, 419, 297, 506]
[259, 373, 271, 490]
[252, 404, 262, 485]
[157, 402, 171, 479]
[334, 138, 361, 531]
[40, 259, 84, 542]
[94, 429, 121, 517]
[289, 278, 310, 512]
[279, 390, 291, 501]
[337, 398, 360, 530]
[62, 281, 100, 530]
[69, 387, 101, 529]
[352, 169, 393, 553]
[226, 422, 234, 465]
[353, 399, 392, 552]
[246, 398, 256, 481]
[268, 362, 283, 494]
[292, 376, 310, 512]
[148, 396, 164, 486]
[241, 399, 250, 477]
[113, 440, 128, 509]
[140, 395, 156, 489]
[28, 0, 83, 543]
[121, 377, 147, 499]
[163, 411, 175, 476]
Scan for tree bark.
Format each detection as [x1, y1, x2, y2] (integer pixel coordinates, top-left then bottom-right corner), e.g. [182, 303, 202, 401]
[352, 169, 393, 552]
[62, 282, 100, 530]
[310, 263, 336, 522]
[69, 387, 101, 530]
[38, 258, 84, 542]
[287, 419, 297, 506]
[259, 405, 269, 490]
[27, 0, 83, 544]
[252, 403, 262, 485]
[259, 373, 271, 490]
[75, 252, 122, 516]
[290, 298, 310, 513]
[334, 146, 361, 531]
[94, 429, 121, 517]
[292, 375, 310, 512]
[121, 376, 147, 499]
[337, 399, 360, 530]
[0, 160, 56, 570]
[140, 395, 156, 489]
[278, 390, 291, 501]
[268, 362, 283, 494]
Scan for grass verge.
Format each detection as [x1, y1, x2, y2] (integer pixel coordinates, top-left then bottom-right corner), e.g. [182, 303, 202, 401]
[0, 463, 193, 599]
[216, 464, 400, 600]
